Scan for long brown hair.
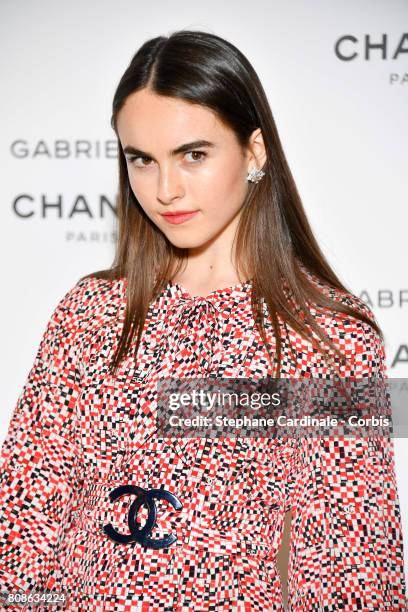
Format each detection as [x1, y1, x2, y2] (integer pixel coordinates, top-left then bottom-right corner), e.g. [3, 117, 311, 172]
[82, 29, 382, 378]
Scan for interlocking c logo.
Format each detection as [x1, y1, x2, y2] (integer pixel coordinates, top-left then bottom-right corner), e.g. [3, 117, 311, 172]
[103, 483, 183, 549]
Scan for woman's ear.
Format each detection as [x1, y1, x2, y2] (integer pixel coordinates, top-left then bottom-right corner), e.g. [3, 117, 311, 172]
[246, 127, 267, 171]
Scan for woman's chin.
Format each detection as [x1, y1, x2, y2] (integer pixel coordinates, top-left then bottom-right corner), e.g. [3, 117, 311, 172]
[162, 231, 213, 250]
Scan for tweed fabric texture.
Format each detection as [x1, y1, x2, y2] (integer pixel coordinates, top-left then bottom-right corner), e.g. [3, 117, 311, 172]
[0, 274, 406, 610]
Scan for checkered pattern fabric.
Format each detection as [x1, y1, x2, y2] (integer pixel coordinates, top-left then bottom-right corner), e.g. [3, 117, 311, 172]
[0, 274, 406, 610]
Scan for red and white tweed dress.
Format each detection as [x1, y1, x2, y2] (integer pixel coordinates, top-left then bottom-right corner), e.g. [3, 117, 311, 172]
[0, 274, 406, 610]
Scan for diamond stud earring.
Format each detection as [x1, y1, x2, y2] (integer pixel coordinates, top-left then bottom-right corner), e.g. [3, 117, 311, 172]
[246, 167, 266, 183]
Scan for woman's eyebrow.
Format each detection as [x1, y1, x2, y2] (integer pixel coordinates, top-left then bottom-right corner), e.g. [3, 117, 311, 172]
[122, 139, 216, 158]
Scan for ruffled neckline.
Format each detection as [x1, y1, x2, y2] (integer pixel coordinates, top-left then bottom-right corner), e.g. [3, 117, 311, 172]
[166, 278, 253, 303]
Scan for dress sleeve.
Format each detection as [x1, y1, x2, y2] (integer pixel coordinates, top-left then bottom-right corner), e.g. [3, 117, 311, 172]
[286, 312, 407, 610]
[0, 280, 86, 596]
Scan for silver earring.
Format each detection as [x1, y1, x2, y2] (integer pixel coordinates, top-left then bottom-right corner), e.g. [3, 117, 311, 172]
[246, 167, 265, 183]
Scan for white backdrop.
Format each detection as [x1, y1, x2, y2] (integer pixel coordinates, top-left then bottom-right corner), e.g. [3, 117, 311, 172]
[1, 0, 407, 583]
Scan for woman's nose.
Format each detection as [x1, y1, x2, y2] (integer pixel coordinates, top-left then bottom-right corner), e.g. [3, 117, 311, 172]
[156, 164, 184, 204]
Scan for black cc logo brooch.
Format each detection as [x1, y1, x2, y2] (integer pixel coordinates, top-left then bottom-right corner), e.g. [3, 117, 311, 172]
[103, 483, 183, 550]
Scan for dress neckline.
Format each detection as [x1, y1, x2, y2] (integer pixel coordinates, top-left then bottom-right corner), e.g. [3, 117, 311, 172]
[168, 278, 252, 301]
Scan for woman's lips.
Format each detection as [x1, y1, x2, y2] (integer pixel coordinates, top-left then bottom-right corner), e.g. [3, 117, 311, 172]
[161, 211, 199, 225]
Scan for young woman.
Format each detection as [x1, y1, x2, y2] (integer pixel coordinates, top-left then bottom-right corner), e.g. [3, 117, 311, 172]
[0, 30, 406, 611]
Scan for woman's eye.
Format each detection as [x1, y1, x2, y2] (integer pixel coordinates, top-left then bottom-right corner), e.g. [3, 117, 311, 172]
[133, 156, 152, 167]
[185, 150, 207, 163]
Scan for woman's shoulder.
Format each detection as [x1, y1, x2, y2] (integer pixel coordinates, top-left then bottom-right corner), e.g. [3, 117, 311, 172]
[50, 270, 127, 327]
[301, 266, 377, 326]
[294, 268, 386, 376]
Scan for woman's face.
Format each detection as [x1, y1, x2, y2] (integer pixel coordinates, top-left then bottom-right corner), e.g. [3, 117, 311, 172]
[116, 88, 258, 250]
